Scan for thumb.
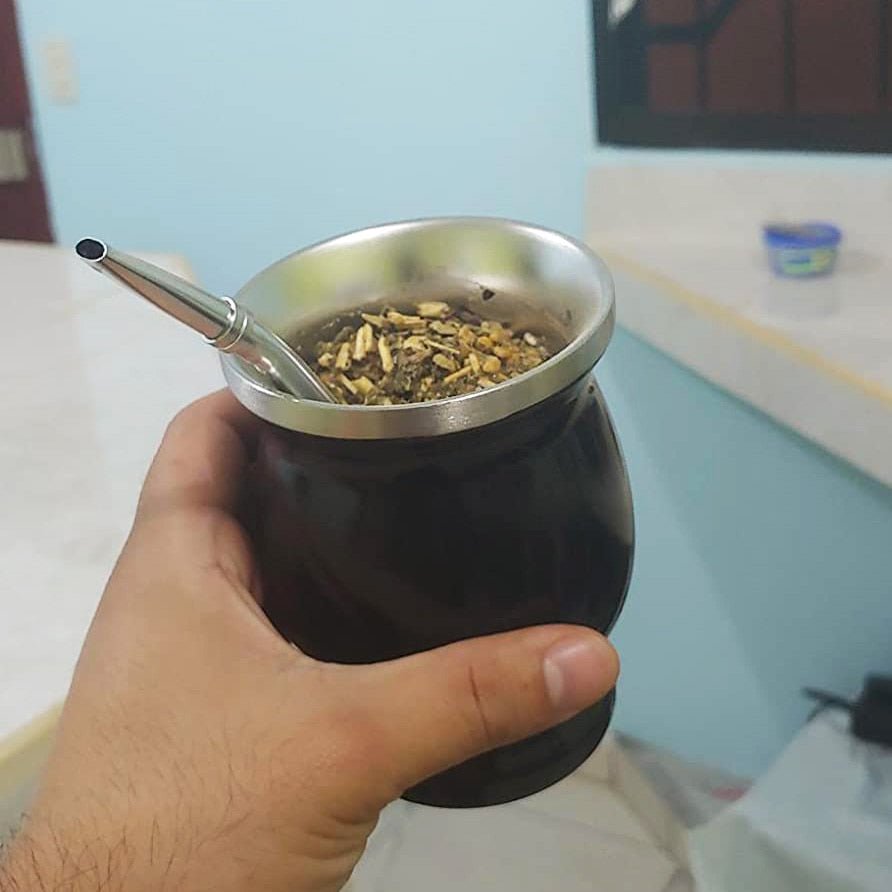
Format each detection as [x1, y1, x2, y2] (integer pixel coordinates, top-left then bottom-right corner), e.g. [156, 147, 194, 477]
[359, 625, 618, 796]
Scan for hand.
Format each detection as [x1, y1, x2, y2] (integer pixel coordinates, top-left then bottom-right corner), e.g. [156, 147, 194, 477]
[1, 391, 619, 892]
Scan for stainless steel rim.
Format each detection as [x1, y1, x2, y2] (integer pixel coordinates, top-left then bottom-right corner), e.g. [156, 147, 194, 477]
[222, 217, 615, 440]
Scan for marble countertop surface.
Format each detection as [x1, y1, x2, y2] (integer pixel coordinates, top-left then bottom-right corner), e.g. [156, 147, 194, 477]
[587, 162, 892, 487]
[1, 240, 223, 743]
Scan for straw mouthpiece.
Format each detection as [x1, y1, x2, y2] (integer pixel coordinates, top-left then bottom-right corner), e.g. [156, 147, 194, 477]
[75, 238, 108, 262]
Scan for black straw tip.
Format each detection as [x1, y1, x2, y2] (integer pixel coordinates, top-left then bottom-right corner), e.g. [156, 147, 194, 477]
[76, 238, 107, 262]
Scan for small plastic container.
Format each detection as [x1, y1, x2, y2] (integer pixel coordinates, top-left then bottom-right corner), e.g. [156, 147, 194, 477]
[762, 222, 842, 277]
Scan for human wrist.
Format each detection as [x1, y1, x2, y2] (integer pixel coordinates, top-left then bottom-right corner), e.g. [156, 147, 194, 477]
[0, 816, 138, 892]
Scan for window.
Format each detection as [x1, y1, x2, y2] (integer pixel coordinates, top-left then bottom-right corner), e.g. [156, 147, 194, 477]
[594, 0, 892, 153]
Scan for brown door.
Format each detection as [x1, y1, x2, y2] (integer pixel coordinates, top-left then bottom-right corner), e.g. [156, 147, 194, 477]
[0, 0, 53, 242]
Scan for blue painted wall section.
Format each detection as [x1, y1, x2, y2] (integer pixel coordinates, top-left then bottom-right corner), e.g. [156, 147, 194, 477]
[15, 0, 591, 294]
[600, 331, 892, 775]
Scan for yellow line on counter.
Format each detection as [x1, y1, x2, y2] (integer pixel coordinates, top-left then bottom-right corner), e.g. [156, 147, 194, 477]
[598, 247, 892, 411]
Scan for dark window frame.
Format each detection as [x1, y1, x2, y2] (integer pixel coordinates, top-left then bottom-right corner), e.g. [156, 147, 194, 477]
[593, 0, 892, 154]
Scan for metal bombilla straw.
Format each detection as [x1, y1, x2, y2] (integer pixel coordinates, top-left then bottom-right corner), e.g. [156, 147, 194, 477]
[75, 238, 334, 403]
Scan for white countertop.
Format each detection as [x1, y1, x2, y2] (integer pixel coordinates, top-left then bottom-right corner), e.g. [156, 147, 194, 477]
[587, 162, 892, 487]
[1, 241, 223, 743]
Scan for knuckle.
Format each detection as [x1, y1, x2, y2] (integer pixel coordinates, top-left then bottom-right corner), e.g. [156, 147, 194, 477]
[163, 399, 203, 441]
[303, 689, 391, 774]
[300, 708, 395, 802]
[455, 648, 551, 754]
[458, 659, 509, 752]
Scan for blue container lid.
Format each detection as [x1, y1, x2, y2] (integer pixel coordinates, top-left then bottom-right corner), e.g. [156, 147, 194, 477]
[762, 222, 842, 249]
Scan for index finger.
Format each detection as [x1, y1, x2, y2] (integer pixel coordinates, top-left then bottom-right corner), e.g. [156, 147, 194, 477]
[138, 389, 261, 516]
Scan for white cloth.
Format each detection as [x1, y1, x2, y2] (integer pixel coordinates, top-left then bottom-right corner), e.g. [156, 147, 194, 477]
[347, 768, 680, 892]
[690, 710, 892, 892]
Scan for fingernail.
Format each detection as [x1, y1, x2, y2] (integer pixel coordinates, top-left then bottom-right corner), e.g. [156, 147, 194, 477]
[543, 634, 617, 715]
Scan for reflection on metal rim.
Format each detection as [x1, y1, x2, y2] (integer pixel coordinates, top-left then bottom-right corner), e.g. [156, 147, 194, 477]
[222, 217, 615, 440]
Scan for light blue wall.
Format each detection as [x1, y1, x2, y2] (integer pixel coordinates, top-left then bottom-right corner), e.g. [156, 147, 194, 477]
[17, 1, 892, 778]
[600, 331, 892, 775]
[16, 0, 591, 295]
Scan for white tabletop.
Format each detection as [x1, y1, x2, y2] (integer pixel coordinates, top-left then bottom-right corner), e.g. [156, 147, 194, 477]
[0, 241, 224, 743]
[587, 162, 892, 487]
